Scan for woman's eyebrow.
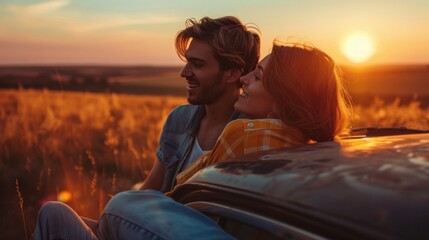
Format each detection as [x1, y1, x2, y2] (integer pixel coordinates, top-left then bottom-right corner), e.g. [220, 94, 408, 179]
[257, 65, 264, 72]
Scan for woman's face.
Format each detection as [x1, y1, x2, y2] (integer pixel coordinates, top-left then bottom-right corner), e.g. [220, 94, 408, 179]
[234, 55, 275, 118]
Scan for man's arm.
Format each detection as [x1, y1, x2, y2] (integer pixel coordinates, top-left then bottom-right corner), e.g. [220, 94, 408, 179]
[139, 161, 165, 190]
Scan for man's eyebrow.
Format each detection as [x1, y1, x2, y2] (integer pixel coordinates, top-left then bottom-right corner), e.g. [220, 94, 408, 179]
[188, 57, 204, 62]
[184, 55, 205, 62]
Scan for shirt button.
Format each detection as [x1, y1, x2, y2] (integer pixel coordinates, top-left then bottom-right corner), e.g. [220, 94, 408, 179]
[248, 122, 254, 128]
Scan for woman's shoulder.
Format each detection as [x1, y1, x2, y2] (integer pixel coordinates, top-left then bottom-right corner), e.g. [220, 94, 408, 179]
[228, 119, 305, 143]
[222, 119, 248, 135]
[218, 119, 256, 141]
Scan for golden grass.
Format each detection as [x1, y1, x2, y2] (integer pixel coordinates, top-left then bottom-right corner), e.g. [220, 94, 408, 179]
[352, 96, 429, 130]
[1, 88, 428, 239]
[15, 179, 27, 240]
[0, 89, 185, 238]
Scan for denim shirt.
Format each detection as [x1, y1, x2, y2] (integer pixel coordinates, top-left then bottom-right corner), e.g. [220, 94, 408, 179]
[157, 104, 242, 192]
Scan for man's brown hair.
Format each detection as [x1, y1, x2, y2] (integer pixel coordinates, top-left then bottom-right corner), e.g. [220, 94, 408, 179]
[175, 16, 260, 76]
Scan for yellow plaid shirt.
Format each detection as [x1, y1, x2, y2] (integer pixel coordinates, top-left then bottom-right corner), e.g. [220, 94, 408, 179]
[175, 118, 305, 185]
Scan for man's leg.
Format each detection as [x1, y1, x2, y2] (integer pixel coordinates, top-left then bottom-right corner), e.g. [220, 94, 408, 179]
[98, 190, 235, 240]
[82, 216, 99, 234]
[34, 201, 98, 240]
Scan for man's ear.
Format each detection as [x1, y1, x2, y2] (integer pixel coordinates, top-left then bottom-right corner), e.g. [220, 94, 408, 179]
[225, 68, 243, 84]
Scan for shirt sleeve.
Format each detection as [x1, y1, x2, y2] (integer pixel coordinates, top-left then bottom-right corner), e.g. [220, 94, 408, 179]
[175, 120, 245, 185]
[156, 105, 194, 168]
[156, 111, 172, 167]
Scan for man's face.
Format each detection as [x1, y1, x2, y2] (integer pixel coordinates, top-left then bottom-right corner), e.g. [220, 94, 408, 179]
[180, 39, 227, 105]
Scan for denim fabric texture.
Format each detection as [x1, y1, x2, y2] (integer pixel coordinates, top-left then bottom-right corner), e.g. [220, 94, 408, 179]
[34, 190, 235, 240]
[34, 201, 98, 240]
[157, 104, 243, 192]
[97, 190, 235, 240]
[157, 104, 205, 192]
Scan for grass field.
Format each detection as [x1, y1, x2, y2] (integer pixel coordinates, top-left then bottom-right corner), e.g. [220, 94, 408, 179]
[1, 88, 429, 239]
[0, 89, 185, 239]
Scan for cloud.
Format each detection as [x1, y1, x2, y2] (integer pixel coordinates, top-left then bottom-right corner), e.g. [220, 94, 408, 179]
[4, 1, 177, 33]
[75, 15, 178, 32]
[1, 1, 179, 47]
[8, 0, 69, 15]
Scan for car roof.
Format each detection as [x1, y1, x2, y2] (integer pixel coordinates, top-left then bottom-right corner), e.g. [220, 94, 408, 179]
[180, 133, 429, 239]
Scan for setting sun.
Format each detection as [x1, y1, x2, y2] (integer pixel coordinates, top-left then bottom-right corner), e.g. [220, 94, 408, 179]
[341, 32, 375, 64]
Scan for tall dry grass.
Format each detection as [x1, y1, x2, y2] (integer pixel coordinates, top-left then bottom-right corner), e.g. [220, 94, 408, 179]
[0, 88, 185, 239]
[352, 96, 429, 130]
[1, 88, 428, 239]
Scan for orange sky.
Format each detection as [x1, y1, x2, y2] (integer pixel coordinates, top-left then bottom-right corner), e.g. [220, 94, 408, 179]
[0, 0, 428, 66]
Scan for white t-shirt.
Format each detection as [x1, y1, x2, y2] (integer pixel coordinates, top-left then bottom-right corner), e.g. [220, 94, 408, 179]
[182, 138, 208, 169]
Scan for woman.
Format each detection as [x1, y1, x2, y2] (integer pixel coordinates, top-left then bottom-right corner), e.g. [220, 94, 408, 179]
[175, 42, 351, 185]
[34, 42, 351, 240]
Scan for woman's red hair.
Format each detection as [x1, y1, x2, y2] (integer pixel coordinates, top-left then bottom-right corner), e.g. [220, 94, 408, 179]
[263, 43, 351, 142]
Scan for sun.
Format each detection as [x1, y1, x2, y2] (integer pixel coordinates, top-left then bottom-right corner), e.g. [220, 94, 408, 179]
[341, 32, 375, 64]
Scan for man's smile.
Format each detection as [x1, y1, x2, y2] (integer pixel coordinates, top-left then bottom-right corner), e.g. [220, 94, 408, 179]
[186, 79, 200, 89]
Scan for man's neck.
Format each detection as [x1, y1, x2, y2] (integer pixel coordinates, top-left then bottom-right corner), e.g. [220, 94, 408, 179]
[204, 89, 238, 124]
[197, 89, 238, 150]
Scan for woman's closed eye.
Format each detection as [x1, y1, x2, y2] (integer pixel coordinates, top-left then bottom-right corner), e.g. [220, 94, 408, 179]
[254, 74, 260, 80]
[254, 71, 263, 81]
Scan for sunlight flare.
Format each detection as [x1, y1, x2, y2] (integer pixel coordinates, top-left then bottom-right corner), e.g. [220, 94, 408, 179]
[58, 190, 72, 202]
[342, 32, 375, 63]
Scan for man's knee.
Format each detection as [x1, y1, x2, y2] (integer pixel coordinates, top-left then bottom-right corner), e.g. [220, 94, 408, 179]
[39, 201, 69, 216]
[36, 201, 98, 240]
[105, 190, 161, 212]
[38, 201, 72, 224]
[104, 190, 134, 212]
[102, 190, 167, 222]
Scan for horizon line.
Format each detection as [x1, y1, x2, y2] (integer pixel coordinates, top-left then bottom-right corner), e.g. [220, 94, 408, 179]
[1, 63, 429, 68]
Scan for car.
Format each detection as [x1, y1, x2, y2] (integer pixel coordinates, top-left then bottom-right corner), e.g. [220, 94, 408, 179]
[169, 128, 429, 240]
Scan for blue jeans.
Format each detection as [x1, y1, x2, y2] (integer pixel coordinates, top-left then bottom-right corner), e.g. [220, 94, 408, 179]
[34, 190, 235, 240]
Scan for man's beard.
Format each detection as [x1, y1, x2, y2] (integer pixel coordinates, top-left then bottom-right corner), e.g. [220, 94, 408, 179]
[187, 71, 227, 105]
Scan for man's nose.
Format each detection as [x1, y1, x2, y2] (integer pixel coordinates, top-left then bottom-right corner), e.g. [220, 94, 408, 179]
[240, 74, 250, 85]
[181, 64, 191, 77]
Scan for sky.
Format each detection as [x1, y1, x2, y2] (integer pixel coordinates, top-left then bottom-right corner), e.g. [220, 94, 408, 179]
[0, 0, 428, 66]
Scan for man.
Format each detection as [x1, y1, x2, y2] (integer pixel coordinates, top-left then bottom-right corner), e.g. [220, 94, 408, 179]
[140, 16, 260, 192]
[34, 16, 261, 240]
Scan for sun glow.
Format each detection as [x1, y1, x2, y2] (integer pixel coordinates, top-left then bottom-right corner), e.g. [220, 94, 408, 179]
[341, 32, 375, 64]
[58, 190, 72, 202]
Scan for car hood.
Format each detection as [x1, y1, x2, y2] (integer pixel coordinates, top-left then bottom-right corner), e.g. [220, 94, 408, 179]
[186, 133, 429, 238]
